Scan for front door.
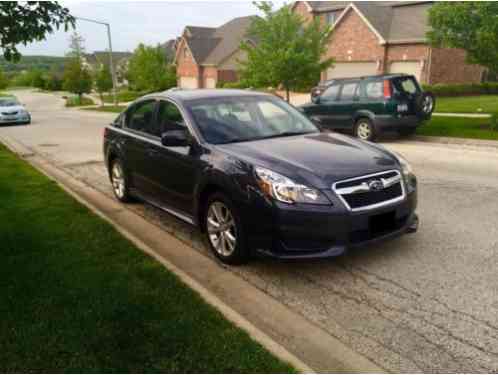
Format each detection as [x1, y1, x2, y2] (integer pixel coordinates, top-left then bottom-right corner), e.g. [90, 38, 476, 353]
[146, 100, 199, 217]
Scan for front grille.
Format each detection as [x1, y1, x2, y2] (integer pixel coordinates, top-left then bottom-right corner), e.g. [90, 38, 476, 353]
[2, 111, 18, 115]
[333, 170, 405, 211]
[343, 183, 402, 209]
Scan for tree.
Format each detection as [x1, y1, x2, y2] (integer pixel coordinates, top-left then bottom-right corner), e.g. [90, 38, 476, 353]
[63, 33, 92, 103]
[127, 44, 177, 92]
[239, 2, 333, 102]
[0, 69, 8, 90]
[44, 68, 63, 91]
[31, 70, 46, 89]
[95, 64, 113, 104]
[0, 2, 74, 61]
[427, 2, 498, 74]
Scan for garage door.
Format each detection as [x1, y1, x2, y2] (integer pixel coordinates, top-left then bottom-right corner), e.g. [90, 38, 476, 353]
[205, 77, 216, 89]
[179, 76, 198, 89]
[388, 61, 422, 81]
[326, 62, 377, 79]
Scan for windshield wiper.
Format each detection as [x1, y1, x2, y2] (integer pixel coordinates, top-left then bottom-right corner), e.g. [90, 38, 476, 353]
[256, 131, 316, 140]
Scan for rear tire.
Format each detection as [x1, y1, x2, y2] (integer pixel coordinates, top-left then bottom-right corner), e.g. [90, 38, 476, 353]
[416, 92, 435, 120]
[204, 192, 248, 265]
[110, 158, 132, 203]
[354, 118, 377, 142]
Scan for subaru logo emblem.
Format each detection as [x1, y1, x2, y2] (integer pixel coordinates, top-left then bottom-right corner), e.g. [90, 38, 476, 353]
[368, 179, 384, 191]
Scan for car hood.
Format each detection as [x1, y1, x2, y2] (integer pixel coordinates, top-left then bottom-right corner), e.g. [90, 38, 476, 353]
[215, 132, 399, 189]
[0, 105, 25, 113]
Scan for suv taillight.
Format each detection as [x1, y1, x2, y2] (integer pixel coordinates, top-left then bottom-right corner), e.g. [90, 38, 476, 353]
[383, 80, 392, 99]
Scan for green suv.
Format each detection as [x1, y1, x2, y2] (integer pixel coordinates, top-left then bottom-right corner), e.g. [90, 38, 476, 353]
[300, 74, 435, 141]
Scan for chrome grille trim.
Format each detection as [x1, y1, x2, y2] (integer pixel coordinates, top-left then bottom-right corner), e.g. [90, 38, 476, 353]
[332, 170, 406, 212]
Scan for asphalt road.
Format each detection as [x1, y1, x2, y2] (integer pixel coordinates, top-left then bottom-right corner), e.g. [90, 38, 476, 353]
[2, 90, 498, 373]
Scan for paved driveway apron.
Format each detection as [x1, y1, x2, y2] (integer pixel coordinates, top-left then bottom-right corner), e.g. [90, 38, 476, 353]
[2, 90, 498, 373]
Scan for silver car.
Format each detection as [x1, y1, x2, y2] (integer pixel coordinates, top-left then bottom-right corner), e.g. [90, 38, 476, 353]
[0, 98, 31, 125]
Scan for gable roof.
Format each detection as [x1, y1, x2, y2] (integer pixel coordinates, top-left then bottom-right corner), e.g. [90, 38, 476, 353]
[178, 15, 258, 67]
[296, 1, 432, 43]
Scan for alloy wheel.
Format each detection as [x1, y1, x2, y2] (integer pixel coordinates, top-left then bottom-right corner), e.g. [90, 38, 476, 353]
[207, 201, 237, 257]
[357, 122, 372, 140]
[422, 96, 434, 114]
[111, 162, 125, 199]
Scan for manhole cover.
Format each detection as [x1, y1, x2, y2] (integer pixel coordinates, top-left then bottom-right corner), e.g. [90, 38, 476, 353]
[38, 143, 59, 148]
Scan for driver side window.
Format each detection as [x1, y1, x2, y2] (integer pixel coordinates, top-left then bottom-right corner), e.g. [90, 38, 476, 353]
[157, 100, 187, 135]
[321, 84, 340, 102]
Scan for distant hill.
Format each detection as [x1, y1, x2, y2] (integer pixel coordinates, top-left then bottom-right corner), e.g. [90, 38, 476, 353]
[0, 55, 66, 73]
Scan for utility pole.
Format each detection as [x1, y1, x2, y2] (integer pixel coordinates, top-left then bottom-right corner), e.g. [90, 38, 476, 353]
[74, 16, 118, 106]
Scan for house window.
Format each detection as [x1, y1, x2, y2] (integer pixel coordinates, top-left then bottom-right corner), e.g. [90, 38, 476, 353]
[325, 12, 336, 25]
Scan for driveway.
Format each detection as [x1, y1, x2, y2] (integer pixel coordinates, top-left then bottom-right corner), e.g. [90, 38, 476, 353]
[2, 90, 498, 373]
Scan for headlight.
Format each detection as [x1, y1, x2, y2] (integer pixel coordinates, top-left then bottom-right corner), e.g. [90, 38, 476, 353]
[255, 167, 330, 205]
[392, 151, 413, 177]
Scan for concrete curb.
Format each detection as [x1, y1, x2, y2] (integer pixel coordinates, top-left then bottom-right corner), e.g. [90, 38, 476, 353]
[411, 135, 498, 149]
[0, 136, 385, 374]
[433, 112, 492, 118]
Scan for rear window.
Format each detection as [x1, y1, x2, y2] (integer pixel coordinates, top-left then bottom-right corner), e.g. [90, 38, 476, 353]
[393, 77, 421, 95]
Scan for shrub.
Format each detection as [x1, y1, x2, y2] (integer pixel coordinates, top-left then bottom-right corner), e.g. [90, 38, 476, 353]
[65, 96, 94, 107]
[491, 113, 498, 131]
[422, 82, 498, 97]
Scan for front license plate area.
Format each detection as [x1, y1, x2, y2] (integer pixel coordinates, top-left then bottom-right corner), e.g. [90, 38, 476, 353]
[369, 211, 396, 236]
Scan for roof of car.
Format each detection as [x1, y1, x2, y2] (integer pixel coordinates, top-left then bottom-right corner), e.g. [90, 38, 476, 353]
[319, 73, 412, 85]
[147, 89, 273, 102]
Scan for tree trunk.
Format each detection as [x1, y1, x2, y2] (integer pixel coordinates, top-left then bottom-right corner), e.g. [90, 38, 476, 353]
[100, 92, 104, 107]
[78, 93, 82, 105]
[285, 85, 290, 103]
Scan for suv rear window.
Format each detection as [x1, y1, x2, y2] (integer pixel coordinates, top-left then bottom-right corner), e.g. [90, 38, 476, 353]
[393, 77, 421, 95]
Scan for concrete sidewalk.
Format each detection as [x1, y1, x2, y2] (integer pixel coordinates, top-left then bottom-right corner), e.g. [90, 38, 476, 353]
[0, 133, 384, 374]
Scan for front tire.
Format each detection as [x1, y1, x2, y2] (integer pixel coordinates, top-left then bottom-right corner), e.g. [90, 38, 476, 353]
[110, 158, 132, 203]
[354, 118, 377, 142]
[204, 193, 248, 265]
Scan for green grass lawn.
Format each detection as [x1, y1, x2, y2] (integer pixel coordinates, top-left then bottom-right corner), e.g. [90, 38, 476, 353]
[102, 90, 144, 103]
[65, 96, 95, 107]
[0, 144, 295, 373]
[81, 105, 126, 113]
[417, 115, 498, 141]
[435, 95, 498, 113]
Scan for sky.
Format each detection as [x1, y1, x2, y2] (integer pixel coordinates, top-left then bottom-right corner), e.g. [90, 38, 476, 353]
[16, 1, 285, 57]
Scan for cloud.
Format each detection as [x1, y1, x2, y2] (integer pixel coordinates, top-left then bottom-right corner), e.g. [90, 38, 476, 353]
[15, 1, 284, 56]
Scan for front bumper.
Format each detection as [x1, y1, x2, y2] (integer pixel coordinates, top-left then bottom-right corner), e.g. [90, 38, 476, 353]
[374, 114, 424, 130]
[246, 188, 418, 260]
[0, 115, 30, 124]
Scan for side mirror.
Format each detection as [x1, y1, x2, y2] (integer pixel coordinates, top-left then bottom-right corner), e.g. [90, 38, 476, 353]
[161, 129, 190, 147]
[311, 95, 320, 104]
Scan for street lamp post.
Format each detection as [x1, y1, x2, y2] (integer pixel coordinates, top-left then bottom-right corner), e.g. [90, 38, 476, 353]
[74, 16, 118, 106]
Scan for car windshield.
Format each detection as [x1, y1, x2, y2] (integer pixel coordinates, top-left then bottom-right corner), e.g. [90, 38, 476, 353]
[0, 99, 19, 107]
[187, 96, 319, 145]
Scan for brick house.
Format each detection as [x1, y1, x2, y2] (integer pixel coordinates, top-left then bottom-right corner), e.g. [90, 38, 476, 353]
[175, 16, 257, 89]
[292, 1, 485, 85]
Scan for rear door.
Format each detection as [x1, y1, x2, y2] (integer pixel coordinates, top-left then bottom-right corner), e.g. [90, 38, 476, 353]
[333, 81, 360, 129]
[123, 99, 158, 195]
[392, 76, 422, 115]
[359, 79, 387, 116]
